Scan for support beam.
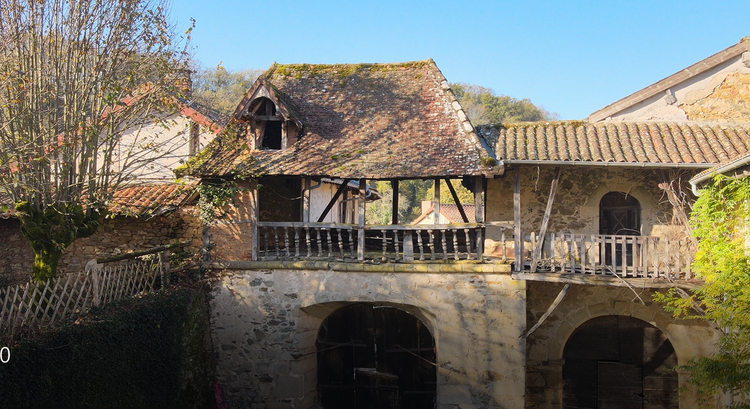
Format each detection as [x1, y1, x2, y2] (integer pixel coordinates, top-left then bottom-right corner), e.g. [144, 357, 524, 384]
[445, 178, 469, 223]
[521, 284, 570, 338]
[251, 179, 259, 261]
[433, 178, 441, 225]
[302, 178, 311, 223]
[358, 178, 366, 261]
[316, 179, 351, 222]
[391, 180, 399, 225]
[531, 167, 561, 273]
[473, 176, 484, 261]
[514, 168, 522, 272]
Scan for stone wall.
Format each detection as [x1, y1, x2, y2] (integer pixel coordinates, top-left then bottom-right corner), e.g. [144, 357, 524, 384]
[209, 264, 525, 409]
[484, 166, 682, 256]
[0, 208, 202, 286]
[524, 281, 719, 409]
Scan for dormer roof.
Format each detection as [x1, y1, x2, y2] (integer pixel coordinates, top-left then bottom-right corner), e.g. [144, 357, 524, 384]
[182, 60, 493, 180]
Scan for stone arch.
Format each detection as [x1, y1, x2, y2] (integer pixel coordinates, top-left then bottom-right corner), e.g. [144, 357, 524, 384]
[311, 302, 437, 409]
[562, 315, 678, 409]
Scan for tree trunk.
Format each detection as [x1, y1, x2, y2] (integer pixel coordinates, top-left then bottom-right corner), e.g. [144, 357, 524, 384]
[16, 202, 102, 282]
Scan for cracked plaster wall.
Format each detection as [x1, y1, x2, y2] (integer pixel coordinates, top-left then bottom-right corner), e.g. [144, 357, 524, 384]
[210, 268, 525, 409]
[606, 56, 750, 122]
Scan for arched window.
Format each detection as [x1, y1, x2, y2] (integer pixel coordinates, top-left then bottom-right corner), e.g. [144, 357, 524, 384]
[316, 303, 436, 409]
[599, 192, 641, 236]
[563, 316, 678, 409]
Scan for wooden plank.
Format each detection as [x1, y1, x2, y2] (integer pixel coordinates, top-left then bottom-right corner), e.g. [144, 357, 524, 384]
[445, 178, 469, 223]
[391, 179, 399, 225]
[252, 179, 260, 261]
[358, 178, 366, 261]
[317, 178, 351, 222]
[433, 178, 440, 225]
[514, 168, 522, 272]
[521, 284, 570, 338]
[474, 175, 484, 261]
[531, 167, 561, 273]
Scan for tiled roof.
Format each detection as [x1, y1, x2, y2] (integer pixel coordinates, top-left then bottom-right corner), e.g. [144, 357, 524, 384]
[179, 99, 227, 133]
[476, 121, 750, 167]
[109, 182, 197, 217]
[183, 60, 492, 179]
[413, 203, 477, 224]
[690, 151, 750, 185]
[0, 182, 196, 219]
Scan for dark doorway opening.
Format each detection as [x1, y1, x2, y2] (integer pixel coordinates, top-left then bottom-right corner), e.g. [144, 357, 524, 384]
[563, 315, 678, 409]
[599, 192, 641, 266]
[316, 303, 436, 409]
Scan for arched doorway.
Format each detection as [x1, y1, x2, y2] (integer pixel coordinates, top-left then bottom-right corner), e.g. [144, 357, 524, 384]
[563, 316, 678, 409]
[600, 192, 641, 267]
[316, 303, 436, 409]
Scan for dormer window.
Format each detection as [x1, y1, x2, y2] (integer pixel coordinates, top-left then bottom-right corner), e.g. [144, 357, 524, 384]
[249, 97, 283, 150]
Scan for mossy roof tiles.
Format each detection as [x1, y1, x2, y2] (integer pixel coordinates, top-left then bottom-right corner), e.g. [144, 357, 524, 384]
[476, 121, 750, 167]
[183, 60, 490, 179]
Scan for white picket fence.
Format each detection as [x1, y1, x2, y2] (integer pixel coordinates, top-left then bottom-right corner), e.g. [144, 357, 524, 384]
[0, 255, 166, 335]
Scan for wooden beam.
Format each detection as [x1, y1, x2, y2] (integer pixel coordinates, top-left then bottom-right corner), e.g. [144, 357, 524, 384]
[521, 284, 569, 338]
[251, 180, 259, 261]
[302, 178, 311, 223]
[316, 179, 351, 223]
[474, 176, 484, 261]
[531, 167, 561, 273]
[514, 168, 522, 272]
[445, 178, 469, 223]
[391, 179, 399, 225]
[358, 178, 366, 261]
[433, 178, 440, 224]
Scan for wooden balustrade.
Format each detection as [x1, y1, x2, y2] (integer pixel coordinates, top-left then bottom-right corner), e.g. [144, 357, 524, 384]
[256, 222, 484, 262]
[521, 232, 695, 279]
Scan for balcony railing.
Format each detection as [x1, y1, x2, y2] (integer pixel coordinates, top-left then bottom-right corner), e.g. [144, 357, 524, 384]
[256, 222, 492, 262]
[521, 232, 696, 279]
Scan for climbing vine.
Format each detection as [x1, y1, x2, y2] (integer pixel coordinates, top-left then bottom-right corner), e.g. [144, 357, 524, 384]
[655, 175, 750, 408]
[195, 180, 241, 225]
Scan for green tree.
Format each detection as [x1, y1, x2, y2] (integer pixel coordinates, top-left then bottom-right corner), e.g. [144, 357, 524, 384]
[0, 0, 190, 281]
[451, 82, 558, 125]
[655, 175, 750, 408]
[191, 64, 261, 116]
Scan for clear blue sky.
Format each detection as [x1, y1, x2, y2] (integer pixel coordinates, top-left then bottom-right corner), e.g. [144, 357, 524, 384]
[171, 0, 749, 120]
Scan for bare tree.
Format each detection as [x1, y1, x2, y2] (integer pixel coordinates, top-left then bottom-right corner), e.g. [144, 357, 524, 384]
[0, 0, 191, 281]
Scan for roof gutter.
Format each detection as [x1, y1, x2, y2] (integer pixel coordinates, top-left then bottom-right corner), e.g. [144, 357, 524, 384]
[502, 160, 713, 169]
[689, 154, 750, 195]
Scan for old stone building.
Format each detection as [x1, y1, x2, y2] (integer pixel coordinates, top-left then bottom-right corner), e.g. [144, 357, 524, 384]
[182, 42, 750, 409]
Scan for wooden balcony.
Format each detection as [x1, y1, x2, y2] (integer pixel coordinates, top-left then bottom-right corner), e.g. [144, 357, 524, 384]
[255, 222, 492, 262]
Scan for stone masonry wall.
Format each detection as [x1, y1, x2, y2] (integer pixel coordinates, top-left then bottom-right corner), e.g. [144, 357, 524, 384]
[524, 281, 719, 409]
[0, 208, 202, 286]
[484, 166, 680, 257]
[209, 265, 525, 409]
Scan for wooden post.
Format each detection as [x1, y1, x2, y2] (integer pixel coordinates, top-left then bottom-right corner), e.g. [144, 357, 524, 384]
[358, 178, 366, 261]
[531, 167, 561, 273]
[474, 175, 484, 261]
[514, 168, 522, 272]
[302, 178, 311, 223]
[391, 179, 399, 225]
[433, 178, 441, 225]
[251, 179, 259, 261]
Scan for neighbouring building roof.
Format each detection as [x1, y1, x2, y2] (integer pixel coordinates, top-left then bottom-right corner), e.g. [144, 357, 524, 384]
[179, 99, 227, 133]
[588, 37, 750, 122]
[476, 121, 750, 168]
[0, 182, 197, 219]
[412, 201, 477, 224]
[690, 151, 750, 186]
[182, 60, 493, 180]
